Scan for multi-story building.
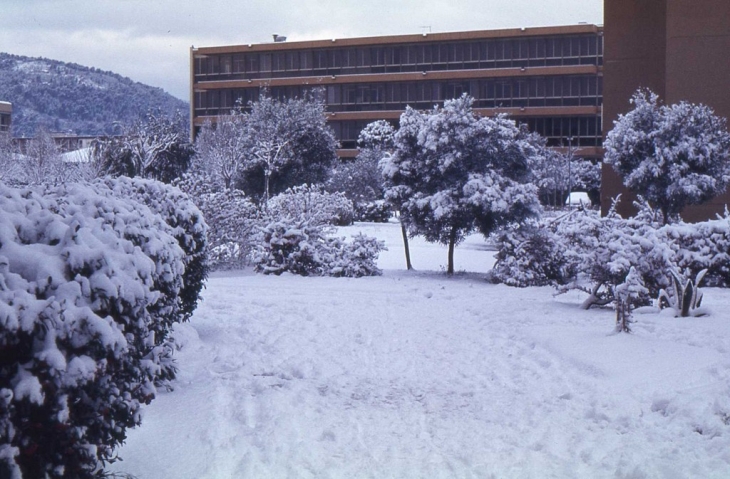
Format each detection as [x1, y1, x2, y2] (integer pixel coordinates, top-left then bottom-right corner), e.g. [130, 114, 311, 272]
[0, 101, 11, 134]
[602, 0, 730, 221]
[190, 24, 603, 159]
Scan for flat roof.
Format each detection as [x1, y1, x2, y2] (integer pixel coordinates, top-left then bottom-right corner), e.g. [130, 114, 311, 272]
[194, 24, 603, 55]
[0, 101, 11, 113]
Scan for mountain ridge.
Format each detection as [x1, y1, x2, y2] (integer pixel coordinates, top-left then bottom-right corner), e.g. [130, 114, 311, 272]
[0, 52, 189, 137]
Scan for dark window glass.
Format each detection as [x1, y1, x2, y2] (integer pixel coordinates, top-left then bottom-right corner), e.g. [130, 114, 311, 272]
[518, 40, 529, 59]
[533, 39, 546, 59]
[209, 56, 220, 74]
[233, 54, 246, 73]
[453, 43, 465, 62]
[300, 51, 312, 70]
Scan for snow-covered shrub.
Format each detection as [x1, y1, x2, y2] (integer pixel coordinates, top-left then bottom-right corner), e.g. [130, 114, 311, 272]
[254, 220, 330, 276]
[0, 181, 186, 478]
[326, 149, 388, 222]
[174, 173, 261, 269]
[97, 176, 209, 322]
[492, 219, 570, 287]
[323, 233, 386, 277]
[253, 219, 384, 277]
[494, 203, 674, 309]
[657, 216, 730, 287]
[266, 184, 354, 227]
[354, 200, 392, 223]
[553, 206, 673, 309]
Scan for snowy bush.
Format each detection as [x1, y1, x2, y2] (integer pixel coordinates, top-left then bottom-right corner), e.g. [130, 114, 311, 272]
[554, 206, 673, 308]
[175, 173, 261, 270]
[492, 219, 571, 287]
[97, 176, 209, 321]
[354, 199, 392, 223]
[266, 184, 354, 227]
[254, 220, 326, 276]
[657, 215, 730, 288]
[323, 233, 386, 278]
[253, 218, 384, 277]
[326, 146, 388, 222]
[0, 181, 187, 478]
[494, 203, 674, 309]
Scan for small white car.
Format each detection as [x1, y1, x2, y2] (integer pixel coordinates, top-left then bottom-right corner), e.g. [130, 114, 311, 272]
[565, 192, 592, 208]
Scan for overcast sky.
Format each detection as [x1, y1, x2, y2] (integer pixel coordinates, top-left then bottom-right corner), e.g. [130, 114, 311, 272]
[1, 0, 603, 101]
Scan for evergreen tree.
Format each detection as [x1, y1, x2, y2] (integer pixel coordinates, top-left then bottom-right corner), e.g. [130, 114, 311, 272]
[605, 89, 730, 224]
[93, 110, 194, 183]
[382, 94, 542, 274]
[236, 91, 337, 202]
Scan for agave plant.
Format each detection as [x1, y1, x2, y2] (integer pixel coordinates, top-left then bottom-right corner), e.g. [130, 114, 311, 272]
[657, 269, 708, 317]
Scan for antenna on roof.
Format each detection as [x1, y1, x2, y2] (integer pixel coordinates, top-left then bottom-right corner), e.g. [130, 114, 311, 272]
[273, 34, 287, 42]
[419, 25, 432, 34]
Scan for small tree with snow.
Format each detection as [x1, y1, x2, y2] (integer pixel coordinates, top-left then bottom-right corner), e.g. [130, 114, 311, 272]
[15, 127, 81, 186]
[358, 119, 416, 269]
[605, 89, 730, 224]
[193, 115, 247, 190]
[175, 172, 261, 269]
[0, 133, 22, 185]
[382, 94, 542, 275]
[94, 110, 194, 183]
[615, 266, 649, 333]
[327, 128, 389, 222]
[267, 184, 354, 227]
[237, 91, 337, 203]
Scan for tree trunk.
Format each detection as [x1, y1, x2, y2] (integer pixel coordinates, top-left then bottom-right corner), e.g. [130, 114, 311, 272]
[615, 296, 632, 333]
[447, 227, 456, 275]
[264, 171, 271, 204]
[400, 219, 413, 270]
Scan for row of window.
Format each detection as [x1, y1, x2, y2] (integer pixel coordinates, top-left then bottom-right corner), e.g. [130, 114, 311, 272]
[193, 75, 602, 117]
[0, 113, 9, 132]
[330, 116, 603, 150]
[194, 34, 603, 81]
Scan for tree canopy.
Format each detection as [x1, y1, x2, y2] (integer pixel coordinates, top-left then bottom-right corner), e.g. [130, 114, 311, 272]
[235, 91, 337, 202]
[381, 94, 542, 274]
[604, 89, 730, 224]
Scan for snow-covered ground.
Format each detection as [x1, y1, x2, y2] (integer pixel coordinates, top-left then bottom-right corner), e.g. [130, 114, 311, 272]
[111, 221, 730, 479]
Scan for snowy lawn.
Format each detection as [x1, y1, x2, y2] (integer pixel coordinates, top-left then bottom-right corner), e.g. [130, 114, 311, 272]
[111, 221, 730, 479]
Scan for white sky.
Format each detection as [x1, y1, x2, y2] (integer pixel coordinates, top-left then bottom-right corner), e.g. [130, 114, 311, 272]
[1, 0, 603, 101]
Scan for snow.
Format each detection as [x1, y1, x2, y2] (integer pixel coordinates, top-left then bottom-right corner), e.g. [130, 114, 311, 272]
[110, 221, 730, 478]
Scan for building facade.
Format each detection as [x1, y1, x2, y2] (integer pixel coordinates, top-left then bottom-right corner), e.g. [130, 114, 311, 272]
[0, 101, 11, 134]
[602, 0, 730, 221]
[190, 24, 603, 159]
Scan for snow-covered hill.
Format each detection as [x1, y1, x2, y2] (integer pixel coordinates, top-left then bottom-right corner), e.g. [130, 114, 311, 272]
[0, 52, 188, 137]
[110, 222, 730, 478]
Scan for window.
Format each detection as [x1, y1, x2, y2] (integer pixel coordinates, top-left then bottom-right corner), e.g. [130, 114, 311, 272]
[272, 53, 286, 72]
[220, 55, 232, 74]
[233, 54, 246, 73]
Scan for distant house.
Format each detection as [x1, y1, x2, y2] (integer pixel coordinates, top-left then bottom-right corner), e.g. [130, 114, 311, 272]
[0, 101, 10, 133]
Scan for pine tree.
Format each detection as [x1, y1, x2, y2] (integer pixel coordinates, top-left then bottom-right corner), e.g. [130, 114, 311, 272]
[605, 89, 730, 224]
